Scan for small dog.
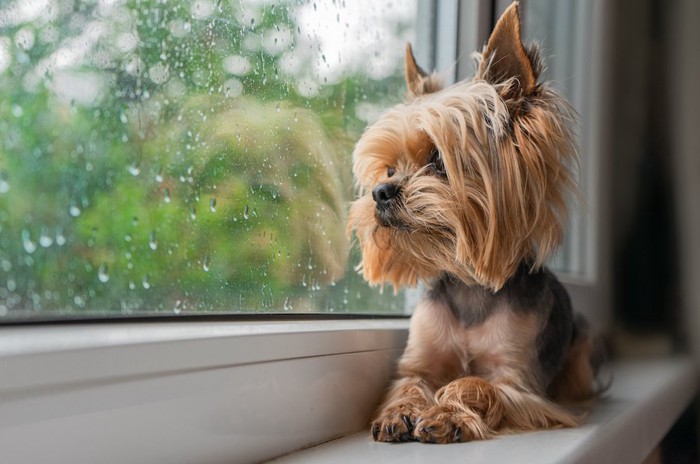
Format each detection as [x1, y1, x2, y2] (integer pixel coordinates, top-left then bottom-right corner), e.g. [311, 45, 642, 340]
[348, 2, 600, 444]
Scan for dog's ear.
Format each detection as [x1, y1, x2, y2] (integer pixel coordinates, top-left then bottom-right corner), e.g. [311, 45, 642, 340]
[405, 43, 442, 98]
[478, 2, 536, 98]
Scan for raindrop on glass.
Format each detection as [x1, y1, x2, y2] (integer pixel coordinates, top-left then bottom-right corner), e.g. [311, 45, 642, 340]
[203, 255, 210, 272]
[155, 171, 164, 183]
[190, 207, 197, 220]
[243, 204, 250, 220]
[55, 228, 67, 246]
[39, 229, 53, 248]
[125, 233, 132, 242]
[209, 198, 217, 212]
[128, 162, 141, 176]
[69, 203, 81, 217]
[142, 275, 151, 289]
[22, 230, 37, 254]
[98, 263, 110, 283]
[163, 188, 171, 203]
[173, 300, 182, 315]
[0, 171, 9, 194]
[148, 231, 158, 250]
[283, 297, 292, 311]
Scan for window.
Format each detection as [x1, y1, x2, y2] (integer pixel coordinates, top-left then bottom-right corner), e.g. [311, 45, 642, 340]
[521, 0, 610, 330]
[523, 0, 596, 279]
[0, 0, 421, 320]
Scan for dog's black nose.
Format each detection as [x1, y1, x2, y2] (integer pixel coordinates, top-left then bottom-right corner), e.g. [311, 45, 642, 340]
[372, 183, 399, 210]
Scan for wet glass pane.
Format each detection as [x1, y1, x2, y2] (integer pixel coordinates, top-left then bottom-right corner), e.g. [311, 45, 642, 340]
[0, 0, 418, 319]
[524, 0, 593, 278]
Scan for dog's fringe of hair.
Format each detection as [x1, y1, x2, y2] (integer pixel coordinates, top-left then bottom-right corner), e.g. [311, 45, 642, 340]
[348, 59, 579, 290]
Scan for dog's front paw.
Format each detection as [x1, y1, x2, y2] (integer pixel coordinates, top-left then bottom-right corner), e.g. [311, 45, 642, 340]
[371, 404, 422, 442]
[413, 406, 488, 444]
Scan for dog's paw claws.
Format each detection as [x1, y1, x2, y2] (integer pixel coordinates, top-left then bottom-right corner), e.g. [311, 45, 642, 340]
[371, 423, 381, 441]
[371, 408, 422, 442]
[413, 406, 478, 444]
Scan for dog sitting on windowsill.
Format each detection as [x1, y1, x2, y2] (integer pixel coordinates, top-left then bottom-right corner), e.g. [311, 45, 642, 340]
[348, 2, 603, 444]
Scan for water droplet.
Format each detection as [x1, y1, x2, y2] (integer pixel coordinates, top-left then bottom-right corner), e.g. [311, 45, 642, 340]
[243, 204, 250, 219]
[0, 171, 9, 194]
[283, 297, 292, 311]
[55, 228, 66, 246]
[155, 171, 164, 183]
[39, 229, 53, 247]
[209, 198, 217, 212]
[203, 255, 210, 272]
[301, 274, 307, 287]
[128, 162, 141, 176]
[148, 231, 158, 250]
[119, 111, 128, 124]
[163, 188, 171, 203]
[189, 207, 197, 220]
[132, 216, 139, 226]
[275, 103, 281, 112]
[69, 203, 81, 217]
[128, 280, 136, 290]
[142, 275, 151, 289]
[98, 263, 110, 283]
[22, 230, 37, 254]
[173, 300, 182, 315]
[125, 233, 132, 242]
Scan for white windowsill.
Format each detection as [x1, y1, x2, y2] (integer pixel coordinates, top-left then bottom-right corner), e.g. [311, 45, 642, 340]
[272, 357, 698, 464]
[1, 320, 696, 464]
[0, 319, 410, 464]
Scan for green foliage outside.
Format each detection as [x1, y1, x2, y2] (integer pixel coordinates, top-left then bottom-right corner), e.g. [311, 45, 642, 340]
[0, 0, 412, 318]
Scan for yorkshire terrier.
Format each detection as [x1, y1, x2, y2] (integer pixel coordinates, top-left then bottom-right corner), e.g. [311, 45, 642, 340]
[348, 2, 600, 444]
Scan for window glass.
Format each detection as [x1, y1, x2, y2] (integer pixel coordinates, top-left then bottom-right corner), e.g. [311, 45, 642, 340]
[0, 0, 418, 319]
[523, 0, 594, 278]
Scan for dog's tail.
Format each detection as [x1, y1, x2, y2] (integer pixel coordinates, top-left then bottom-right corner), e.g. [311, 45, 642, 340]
[494, 383, 581, 433]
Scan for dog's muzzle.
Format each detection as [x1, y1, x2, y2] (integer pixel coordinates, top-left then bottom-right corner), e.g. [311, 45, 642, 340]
[372, 183, 403, 227]
[372, 183, 399, 211]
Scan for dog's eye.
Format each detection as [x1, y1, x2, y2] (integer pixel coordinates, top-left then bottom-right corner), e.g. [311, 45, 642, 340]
[387, 167, 396, 178]
[429, 148, 446, 177]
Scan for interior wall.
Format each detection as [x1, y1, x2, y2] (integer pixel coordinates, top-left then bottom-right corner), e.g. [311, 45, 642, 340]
[668, 0, 700, 359]
[607, 0, 686, 351]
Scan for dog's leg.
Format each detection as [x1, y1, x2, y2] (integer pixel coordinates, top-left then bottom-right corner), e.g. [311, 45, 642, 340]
[413, 376, 580, 443]
[372, 298, 465, 442]
[412, 377, 501, 443]
[371, 376, 436, 442]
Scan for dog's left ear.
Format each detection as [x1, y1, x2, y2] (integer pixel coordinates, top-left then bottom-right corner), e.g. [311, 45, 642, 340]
[478, 2, 536, 98]
[405, 43, 442, 98]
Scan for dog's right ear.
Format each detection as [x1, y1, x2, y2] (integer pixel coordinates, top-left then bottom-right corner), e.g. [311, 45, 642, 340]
[405, 43, 442, 98]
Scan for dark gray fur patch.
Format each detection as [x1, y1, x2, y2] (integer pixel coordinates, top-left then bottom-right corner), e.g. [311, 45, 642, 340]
[427, 263, 574, 388]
